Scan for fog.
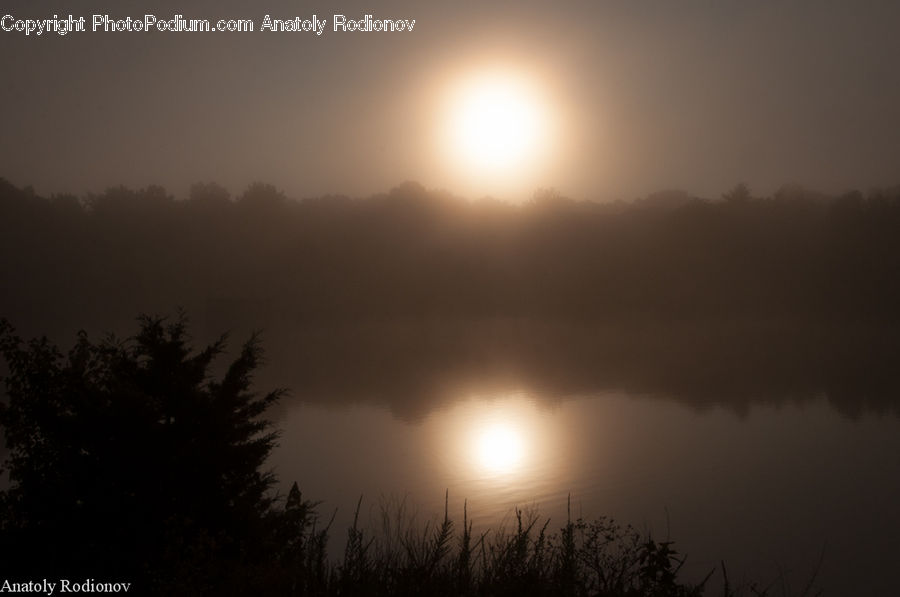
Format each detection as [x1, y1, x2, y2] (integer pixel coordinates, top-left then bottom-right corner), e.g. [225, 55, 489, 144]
[2, 1, 899, 200]
[3, 178, 900, 422]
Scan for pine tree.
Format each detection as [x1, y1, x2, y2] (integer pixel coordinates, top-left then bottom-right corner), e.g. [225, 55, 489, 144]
[0, 315, 284, 588]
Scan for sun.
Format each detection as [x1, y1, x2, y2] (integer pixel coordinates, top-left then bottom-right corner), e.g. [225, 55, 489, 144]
[444, 70, 550, 178]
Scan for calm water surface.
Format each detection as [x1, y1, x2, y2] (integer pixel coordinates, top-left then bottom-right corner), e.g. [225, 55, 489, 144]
[255, 320, 900, 596]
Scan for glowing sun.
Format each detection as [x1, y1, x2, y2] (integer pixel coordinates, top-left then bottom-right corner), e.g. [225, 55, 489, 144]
[445, 71, 550, 176]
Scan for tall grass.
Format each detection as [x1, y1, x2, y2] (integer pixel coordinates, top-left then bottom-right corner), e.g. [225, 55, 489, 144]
[266, 489, 822, 597]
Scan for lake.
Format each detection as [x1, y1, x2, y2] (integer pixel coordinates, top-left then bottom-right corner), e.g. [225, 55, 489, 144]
[235, 318, 900, 596]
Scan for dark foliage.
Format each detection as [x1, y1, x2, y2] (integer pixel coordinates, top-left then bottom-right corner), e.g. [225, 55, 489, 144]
[0, 315, 297, 591]
[3, 178, 900, 335]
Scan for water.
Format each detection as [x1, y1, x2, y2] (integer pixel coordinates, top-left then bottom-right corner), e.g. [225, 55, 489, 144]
[250, 319, 900, 596]
[5, 314, 894, 593]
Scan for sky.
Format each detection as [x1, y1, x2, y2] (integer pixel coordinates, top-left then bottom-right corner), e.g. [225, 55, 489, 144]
[2, 0, 899, 202]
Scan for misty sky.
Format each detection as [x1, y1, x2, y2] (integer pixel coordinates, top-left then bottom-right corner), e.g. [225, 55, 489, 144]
[2, 0, 899, 201]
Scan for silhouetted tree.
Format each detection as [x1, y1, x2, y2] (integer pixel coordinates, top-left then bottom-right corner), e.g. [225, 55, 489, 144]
[528, 187, 573, 211]
[0, 315, 289, 590]
[189, 181, 232, 206]
[721, 182, 751, 203]
[239, 181, 287, 209]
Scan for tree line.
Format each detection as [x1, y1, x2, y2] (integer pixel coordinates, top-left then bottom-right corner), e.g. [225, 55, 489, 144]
[2, 177, 900, 331]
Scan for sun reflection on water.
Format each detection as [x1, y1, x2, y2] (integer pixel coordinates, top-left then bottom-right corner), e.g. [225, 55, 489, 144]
[474, 421, 525, 474]
[438, 393, 554, 486]
[426, 391, 580, 518]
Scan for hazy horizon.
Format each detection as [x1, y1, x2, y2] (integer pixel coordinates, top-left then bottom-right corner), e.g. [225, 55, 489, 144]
[9, 173, 899, 205]
[3, 0, 899, 202]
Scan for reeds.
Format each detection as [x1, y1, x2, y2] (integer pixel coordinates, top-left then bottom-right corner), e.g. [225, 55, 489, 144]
[269, 490, 720, 596]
